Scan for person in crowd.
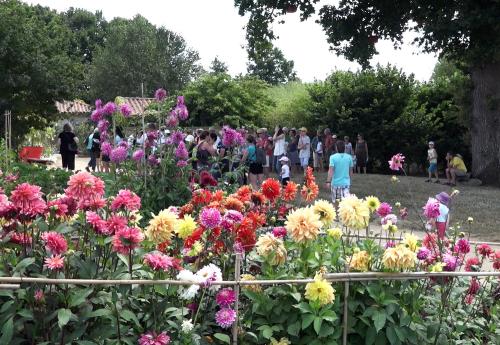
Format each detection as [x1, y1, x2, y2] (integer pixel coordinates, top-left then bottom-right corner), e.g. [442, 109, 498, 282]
[85, 128, 100, 172]
[326, 140, 354, 203]
[256, 128, 271, 178]
[279, 156, 290, 186]
[185, 133, 195, 151]
[209, 127, 220, 150]
[355, 133, 369, 174]
[57, 123, 79, 171]
[445, 152, 467, 186]
[196, 130, 217, 171]
[434, 192, 450, 239]
[273, 125, 286, 176]
[100, 130, 111, 173]
[311, 129, 321, 171]
[241, 135, 263, 190]
[426, 141, 440, 183]
[331, 135, 338, 154]
[344, 136, 354, 156]
[115, 126, 125, 145]
[287, 129, 300, 175]
[297, 127, 311, 173]
[323, 128, 334, 170]
[315, 132, 324, 171]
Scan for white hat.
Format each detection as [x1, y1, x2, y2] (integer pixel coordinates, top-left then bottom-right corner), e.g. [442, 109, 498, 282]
[185, 134, 195, 143]
[279, 156, 289, 162]
[165, 129, 171, 134]
[428, 141, 434, 145]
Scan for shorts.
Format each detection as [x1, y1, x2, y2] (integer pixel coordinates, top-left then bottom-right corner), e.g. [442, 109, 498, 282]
[436, 221, 447, 239]
[300, 156, 309, 167]
[454, 169, 466, 177]
[428, 163, 437, 173]
[331, 185, 350, 202]
[281, 177, 290, 186]
[249, 162, 263, 175]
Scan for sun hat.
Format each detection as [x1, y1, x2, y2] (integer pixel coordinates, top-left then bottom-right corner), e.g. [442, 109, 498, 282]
[332, 134, 337, 139]
[279, 156, 289, 162]
[185, 134, 195, 143]
[299, 127, 307, 132]
[428, 141, 435, 145]
[435, 192, 451, 206]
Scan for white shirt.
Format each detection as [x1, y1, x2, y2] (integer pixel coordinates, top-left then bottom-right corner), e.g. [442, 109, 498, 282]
[281, 164, 290, 178]
[316, 142, 323, 154]
[273, 137, 286, 156]
[299, 135, 311, 158]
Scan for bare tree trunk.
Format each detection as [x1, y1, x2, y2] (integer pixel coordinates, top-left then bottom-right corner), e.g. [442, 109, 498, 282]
[471, 62, 500, 185]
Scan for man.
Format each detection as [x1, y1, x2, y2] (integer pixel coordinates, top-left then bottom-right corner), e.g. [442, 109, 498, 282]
[445, 152, 467, 186]
[297, 127, 311, 173]
[324, 128, 333, 170]
[326, 141, 354, 202]
[331, 135, 338, 155]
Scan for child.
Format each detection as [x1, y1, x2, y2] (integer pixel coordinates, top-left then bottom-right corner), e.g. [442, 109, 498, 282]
[426, 141, 439, 183]
[279, 156, 290, 186]
[435, 192, 450, 239]
[315, 137, 323, 171]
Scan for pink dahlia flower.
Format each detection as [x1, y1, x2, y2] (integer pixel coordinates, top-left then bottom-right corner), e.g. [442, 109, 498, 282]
[86, 211, 108, 235]
[388, 153, 405, 171]
[132, 149, 145, 162]
[216, 288, 236, 307]
[41, 231, 68, 255]
[422, 198, 440, 219]
[154, 88, 168, 102]
[44, 255, 65, 270]
[103, 102, 116, 115]
[110, 146, 128, 163]
[222, 127, 244, 148]
[376, 202, 392, 218]
[90, 108, 104, 122]
[477, 243, 493, 257]
[111, 189, 141, 212]
[171, 131, 185, 145]
[112, 226, 143, 254]
[215, 308, 236, 328]
[10, 183, 46, 217]
[175, 142, 189, 160]
[272, 226, 287, 238]
[65, 172, 105, 202]
[200, 207, 221, 229]
[176, 160, 187, 168]
[166, 114, 179, 127]
[106, 214, 128, 236]
[143, 252, 180, 271]
[454, 238, 470, 254]
[138, 331, 170, 345]
[120, 103, 132, 117]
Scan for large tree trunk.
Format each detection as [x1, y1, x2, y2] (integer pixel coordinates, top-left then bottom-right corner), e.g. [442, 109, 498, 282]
[471, 62, 500, 185]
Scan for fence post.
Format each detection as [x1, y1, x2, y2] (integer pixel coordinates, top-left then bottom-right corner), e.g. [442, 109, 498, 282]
[232, 252, 242, 345]
[342, 264, 349, 345]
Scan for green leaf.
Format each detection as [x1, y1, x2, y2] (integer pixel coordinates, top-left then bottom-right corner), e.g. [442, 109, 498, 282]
[89, 309, 112, 318]
[321, 309, 338, 322]
[58, 308, 72, 328]
[365, 327, 376, 345]
[291, 292, 302, 302]
[295, 302, 313, 314]
[427, 323, 439, 340]
[120, 309, 141, 327]
[372, 311, 386, 333]
[318, 324, 335, 338]
[0, 317, 13, 344]
[17, 308, 34, 320]
[287, 321, 301, 337]
[69, 288, 93, 308]
[313, 317, 323, 335]
[386, 326, 400, 345]
[14, 257, 35, 273]
[302, 313, 315, 329]
[213, 333, 230, 344]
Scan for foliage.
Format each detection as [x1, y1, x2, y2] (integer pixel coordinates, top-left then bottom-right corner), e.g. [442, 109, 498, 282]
[0, 0, 83, 144]
[261, 82, 312, 128]
[20, 126, 58, 156]
[87, 15, 202, 101]
[210, 57, 229, 74]
[247, 41, 297, 85]
[182, 73, 274, 127]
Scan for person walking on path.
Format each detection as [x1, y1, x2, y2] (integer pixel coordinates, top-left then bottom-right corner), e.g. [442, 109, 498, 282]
[326, 141, 354, 203]
[312, 129, 323, 171]
[85, 128, 100, 172]
[355, 134, 368, 174]
[445, 152, 467, 186]
[426, 141, 440, 183]
[279, 156, 290, 186]
[57, 123, 79, 171]
[434, 192, 450, 239]
[241, 135, 263, 190]
[297, 127, 311, 174]
[287, 129, 300, 175]
[323, 128, 333, 170]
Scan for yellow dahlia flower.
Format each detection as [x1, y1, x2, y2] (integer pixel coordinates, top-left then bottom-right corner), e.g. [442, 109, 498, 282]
[241, 274, 261, 292]
[402, 233, 419, 252]
[256, 233, 287, 266]
[430, 262, 445, 272]
[285, 207, 323, 243]
[382, 245, 416, 270]
[327, 227, 343, 240]
[312, 199, 336, 226]
[145, 209, 178, 243]
[175, 215, 197, 239]
[188, 241, 203, 256]
[364, 196, 380, 213]
[338, 196, 370, 230]
[305, 273, 335, 306]
[349, 250, 370, 272]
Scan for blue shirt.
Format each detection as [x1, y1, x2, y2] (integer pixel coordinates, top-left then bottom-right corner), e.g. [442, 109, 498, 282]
[329, 153, 354, 187]
[247, 144, 256, 163]
[436, 203, 449, 222]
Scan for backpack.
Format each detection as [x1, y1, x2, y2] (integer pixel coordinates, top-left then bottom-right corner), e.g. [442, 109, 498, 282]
[255, 146, 266, 165]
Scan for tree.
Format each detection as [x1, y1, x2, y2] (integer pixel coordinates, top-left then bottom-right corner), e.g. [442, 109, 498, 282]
[0, 0, 82, 143]
[87, 15, 202, 101]
[182, 73, 273, 126]
[235, 0, 500, 184]
[247, 41, 297, 84]
[210, 57, 229, 74]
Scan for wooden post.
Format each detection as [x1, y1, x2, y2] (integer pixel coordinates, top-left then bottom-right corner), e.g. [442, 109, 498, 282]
[232, 252, 242, 345]
[342, 264, 349, 345]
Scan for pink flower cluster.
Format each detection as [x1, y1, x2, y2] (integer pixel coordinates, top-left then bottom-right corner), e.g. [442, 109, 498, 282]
[65, 172, 105, 210]
[110, 146, 128, 163]
[10, 183, 46, 218]
[222, 127, 244, 148]
[139, 331, 170, 345]
[120, 103, 132, 117]
[200, 208, 221, 229]
[144, 252, 181, 271]
[155, 88, 168, 102]
[216, 288, 236, 307]
[388, 153, 405, 171]
[41, 232, 68, 255]
[112, 226, 143, 254]
[132, 149, 145, 162]
[175, 142, 189, 160]
[423, 198, 440, 219]
[376, 202, 392, 218]
[111, 189, 141, 212]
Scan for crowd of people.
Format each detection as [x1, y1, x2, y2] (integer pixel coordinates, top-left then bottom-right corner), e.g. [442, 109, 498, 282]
[58, 123, 468, 203]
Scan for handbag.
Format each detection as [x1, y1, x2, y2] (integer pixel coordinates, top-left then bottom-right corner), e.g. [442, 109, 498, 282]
[67, 141, 78, 153]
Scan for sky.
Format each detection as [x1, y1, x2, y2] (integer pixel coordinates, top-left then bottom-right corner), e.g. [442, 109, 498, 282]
[25, 0, 438, 82]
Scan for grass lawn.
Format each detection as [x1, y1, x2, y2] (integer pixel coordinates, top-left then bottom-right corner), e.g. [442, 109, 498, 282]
[306, 171, 500, 242]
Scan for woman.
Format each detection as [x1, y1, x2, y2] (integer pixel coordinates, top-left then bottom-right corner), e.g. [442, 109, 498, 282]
[355, 134, 369, 174]
[287, 129, 299, 175]
[241, 135, 263, 190]
[272, 126, 286, 176]
[115, 126, 125, 145]
[57, 123, 79, 171]
[100, 130, 111, 173]
[196, 131, 217, 171]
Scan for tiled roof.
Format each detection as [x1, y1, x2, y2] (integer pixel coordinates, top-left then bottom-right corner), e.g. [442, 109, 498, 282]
[55, 100, 92, 114]
[119, 97, 155, 115]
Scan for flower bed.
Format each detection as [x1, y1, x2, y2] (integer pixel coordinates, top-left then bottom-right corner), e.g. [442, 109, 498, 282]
[0, 164, 499, 344]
